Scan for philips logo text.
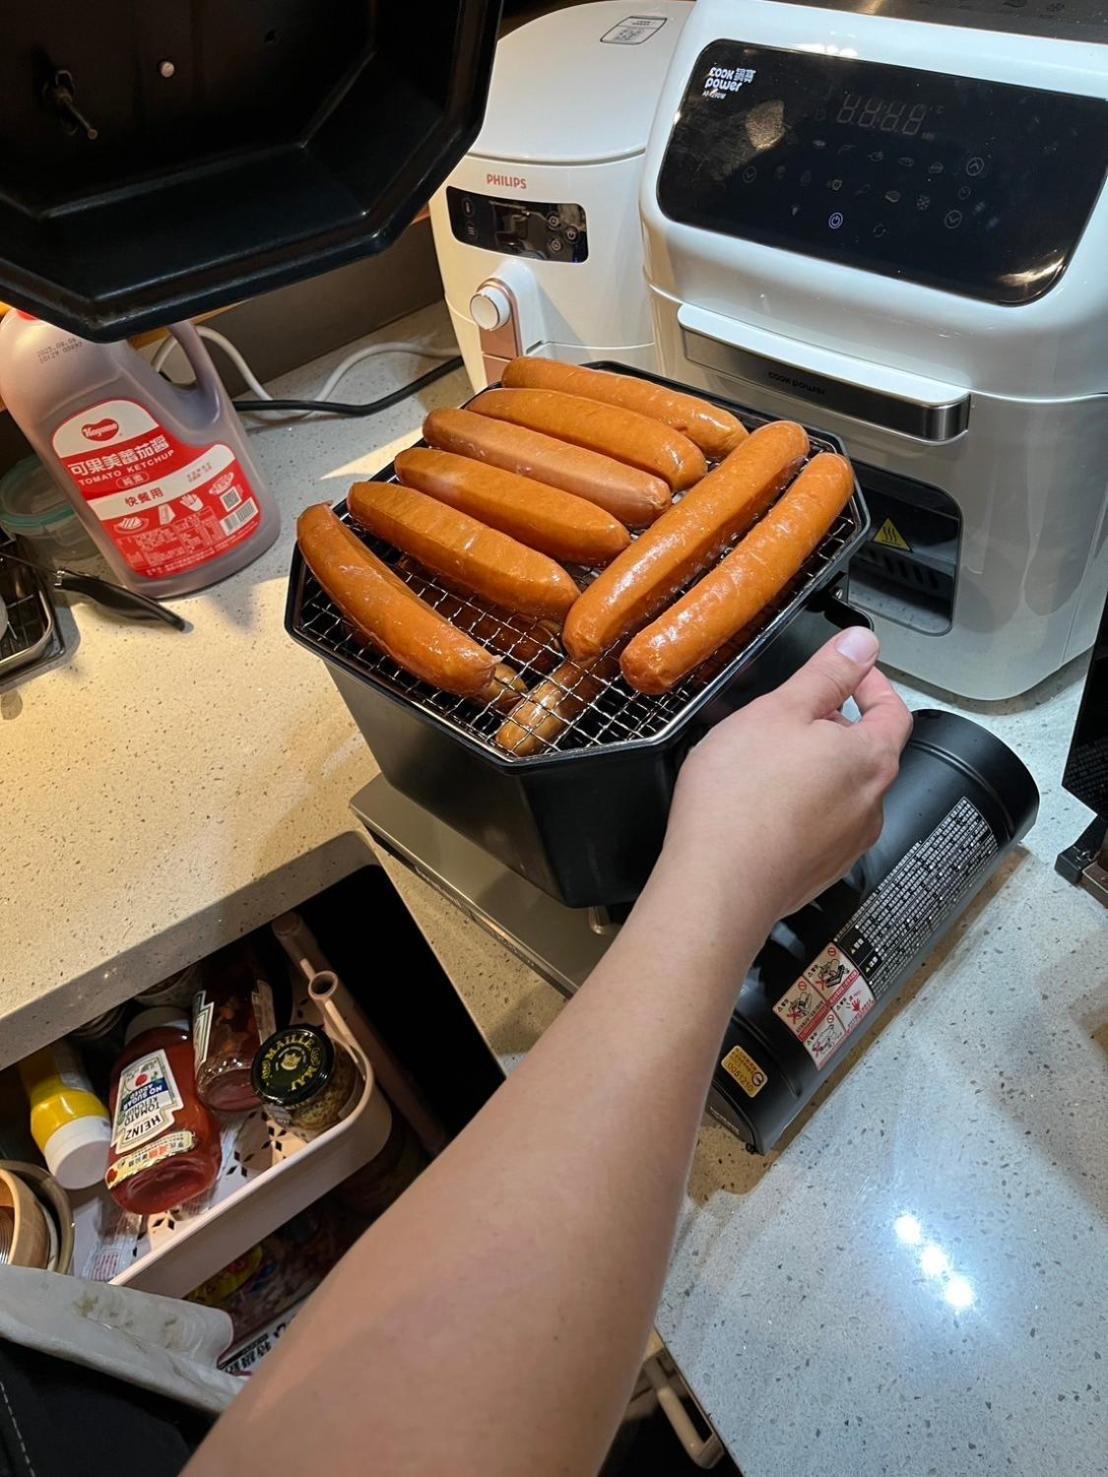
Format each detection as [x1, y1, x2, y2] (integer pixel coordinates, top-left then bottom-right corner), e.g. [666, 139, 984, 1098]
[487, 173, 527, 190]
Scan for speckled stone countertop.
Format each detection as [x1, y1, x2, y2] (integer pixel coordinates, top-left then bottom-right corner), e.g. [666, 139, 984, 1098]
[0, 303, 465, 1066]
[368, 642, 1108, 1477]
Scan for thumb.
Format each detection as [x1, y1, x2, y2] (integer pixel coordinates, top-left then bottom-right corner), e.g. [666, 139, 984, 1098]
[779, 626, 880, 719]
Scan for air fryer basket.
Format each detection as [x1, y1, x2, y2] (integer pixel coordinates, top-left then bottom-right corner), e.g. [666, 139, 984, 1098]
[288, 366, 871, 905]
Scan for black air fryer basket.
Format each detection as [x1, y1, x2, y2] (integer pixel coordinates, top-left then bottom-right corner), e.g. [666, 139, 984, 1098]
[287, 368, 871, 907]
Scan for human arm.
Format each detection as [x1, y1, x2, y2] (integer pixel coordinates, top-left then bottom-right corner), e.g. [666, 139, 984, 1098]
[186, 626, 910, 1477]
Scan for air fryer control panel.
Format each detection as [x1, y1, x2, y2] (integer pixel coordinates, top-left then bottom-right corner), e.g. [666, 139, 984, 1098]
[447, 187, 588, 262]
[658, 43, 1108, 303]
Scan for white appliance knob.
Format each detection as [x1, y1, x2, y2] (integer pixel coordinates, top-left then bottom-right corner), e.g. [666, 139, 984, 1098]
[470, 284, 513, 332]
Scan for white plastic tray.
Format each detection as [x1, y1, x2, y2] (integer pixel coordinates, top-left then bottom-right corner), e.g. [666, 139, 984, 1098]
[71, 983, 392, 1300]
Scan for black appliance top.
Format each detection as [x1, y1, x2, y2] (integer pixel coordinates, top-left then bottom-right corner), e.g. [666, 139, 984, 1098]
[657, 42, 1108, 305]
[778, 0, 1108, 45]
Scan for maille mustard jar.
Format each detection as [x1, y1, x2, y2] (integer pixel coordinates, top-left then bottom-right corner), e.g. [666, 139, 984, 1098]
[251, 1026, 361, 1139]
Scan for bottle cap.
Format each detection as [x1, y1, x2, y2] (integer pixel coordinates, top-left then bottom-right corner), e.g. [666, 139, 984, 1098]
[252, 1025, 334, 1108]
[43, 1115, 111, 1190]
[124, 1008, 188, 1044]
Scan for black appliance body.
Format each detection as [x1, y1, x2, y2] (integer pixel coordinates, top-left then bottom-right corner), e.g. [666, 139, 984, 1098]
[0, 2, 502, 338]
[288, 367, 872, 908]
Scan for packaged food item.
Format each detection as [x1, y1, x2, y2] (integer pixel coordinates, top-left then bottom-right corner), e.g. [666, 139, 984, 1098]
[193, 959, 276, 1114]
[189, 1200, 354, 1342]
[251, 1026, 361, 1139]
[17, 1041, 111, 1189]
[105, 1009, 221, 1214]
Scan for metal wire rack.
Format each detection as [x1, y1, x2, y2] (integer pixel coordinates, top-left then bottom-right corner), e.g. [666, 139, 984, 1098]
[0, 533, 63, 681]
[291, 432, 868, 762]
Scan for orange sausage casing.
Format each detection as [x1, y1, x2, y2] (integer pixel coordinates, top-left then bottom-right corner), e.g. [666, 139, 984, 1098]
[621, 453, 855, 693]
[563, 420, 810, 663]
[495, 657, 618, 757]
[296, 505, 521, 705]
[470, 388, 707, 491]
[393, 447, 630, 567]
[347, 479, 578, 622]
[422, 407, 671, 528]
[502, 358, 746, 460]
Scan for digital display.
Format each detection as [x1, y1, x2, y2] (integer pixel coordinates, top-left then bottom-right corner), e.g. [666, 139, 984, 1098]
[447, 188, 588, 263]
[657, 43, 1108, 305]
[835, 94, 929, 136]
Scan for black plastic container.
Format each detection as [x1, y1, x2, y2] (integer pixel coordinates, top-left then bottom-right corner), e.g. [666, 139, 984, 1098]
[708, 710, 1039, 1153]
[0, 2, 500, 338]
[288, 371, 872, 908]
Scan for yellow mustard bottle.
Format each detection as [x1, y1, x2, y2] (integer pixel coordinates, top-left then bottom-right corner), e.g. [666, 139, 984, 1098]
[18, 1041, 111, 1189]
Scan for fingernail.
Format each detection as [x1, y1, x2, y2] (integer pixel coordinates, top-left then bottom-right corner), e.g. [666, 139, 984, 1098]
[835, 626, 879, 664]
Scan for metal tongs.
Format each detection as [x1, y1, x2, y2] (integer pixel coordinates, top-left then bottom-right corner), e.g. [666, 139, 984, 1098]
[0, 548, 187, 630]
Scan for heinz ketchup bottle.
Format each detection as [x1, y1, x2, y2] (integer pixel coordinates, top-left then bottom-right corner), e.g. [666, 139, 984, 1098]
[106, 1009, 221, 1215]
[0, 314, 279, 597]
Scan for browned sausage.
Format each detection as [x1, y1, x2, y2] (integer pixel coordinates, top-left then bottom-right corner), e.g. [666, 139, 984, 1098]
[390, 555, 564, 676]
[422, 407, 671, 527]
[495, 656, 619, 756]
[621, 453, 855, 693]
[296, 504, 521, 706]
[502, 358, 746, 460]
[470, 388, 707, 491]
[393, 447, 630, 567]
[563, 421, 811, 663]
[347, 479, 579, 622]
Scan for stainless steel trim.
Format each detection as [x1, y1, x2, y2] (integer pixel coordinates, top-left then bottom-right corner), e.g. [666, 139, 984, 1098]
[682, 326, 971, 443]
[351, 775, 613, 998]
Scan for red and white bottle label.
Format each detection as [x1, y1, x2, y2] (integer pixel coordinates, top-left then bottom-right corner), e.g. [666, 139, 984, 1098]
[52, 398, 262, 579]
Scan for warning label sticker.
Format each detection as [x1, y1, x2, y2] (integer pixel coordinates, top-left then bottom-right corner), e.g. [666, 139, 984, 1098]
[720, 1044, 768, 1098]
[874, 517, 911, 551]
[773, 942, 876, 1068]
[772, 797, 998, 1072]
[600, 15, 668, 44]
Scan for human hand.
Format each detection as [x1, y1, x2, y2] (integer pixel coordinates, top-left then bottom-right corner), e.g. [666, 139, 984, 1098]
[659, 627, 912, 928]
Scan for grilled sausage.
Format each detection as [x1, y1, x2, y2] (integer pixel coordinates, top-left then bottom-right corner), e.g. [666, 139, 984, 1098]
[470, 387, 707, 491]
[563, 420, 810, 663]
[495, 657, 618, 756]
[422, 407, 671, 527]
[502, 358, 746, 460]
[621, 453, 855, 693]
[347, 479, 578, 622]
[296, 504, 522, 706]
[394, 447, 630, 567]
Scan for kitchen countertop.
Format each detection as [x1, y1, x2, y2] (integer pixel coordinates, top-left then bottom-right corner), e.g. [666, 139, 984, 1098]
[0, 303, 464, 1064]
[4, 303, 1105, 1475]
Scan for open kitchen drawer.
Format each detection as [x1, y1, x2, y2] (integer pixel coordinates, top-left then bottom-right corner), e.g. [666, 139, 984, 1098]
[66, 863, 506, 1300]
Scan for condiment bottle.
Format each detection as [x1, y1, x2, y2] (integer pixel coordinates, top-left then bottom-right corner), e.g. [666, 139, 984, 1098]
[251, 1026, 362, 1139]
[17, 1041, 112, 1190]
[193, 964, 276, 1114]
[105, 1009, 221, 1214]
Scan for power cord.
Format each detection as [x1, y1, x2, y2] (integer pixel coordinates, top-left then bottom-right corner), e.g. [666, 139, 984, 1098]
[236, 356, 463, 417]
[152, 325, 463, 419]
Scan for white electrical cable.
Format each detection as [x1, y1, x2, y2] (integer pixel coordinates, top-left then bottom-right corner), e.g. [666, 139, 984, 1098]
[152, 324, 458, 418]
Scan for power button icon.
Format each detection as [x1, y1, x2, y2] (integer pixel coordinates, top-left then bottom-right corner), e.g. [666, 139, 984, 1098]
[828, 211, 844, 230]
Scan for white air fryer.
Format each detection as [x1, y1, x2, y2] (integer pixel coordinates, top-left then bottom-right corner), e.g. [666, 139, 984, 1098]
[639, 0, 1108, 701]
[430, 1, 691, 391]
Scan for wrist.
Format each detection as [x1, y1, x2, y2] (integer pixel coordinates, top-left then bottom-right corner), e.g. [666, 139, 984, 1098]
[644, 838, 781, 954]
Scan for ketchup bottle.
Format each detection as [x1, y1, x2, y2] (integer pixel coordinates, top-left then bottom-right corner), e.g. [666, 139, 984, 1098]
[106, 1008, 221, 1214]
[0, 315, 279, 598]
